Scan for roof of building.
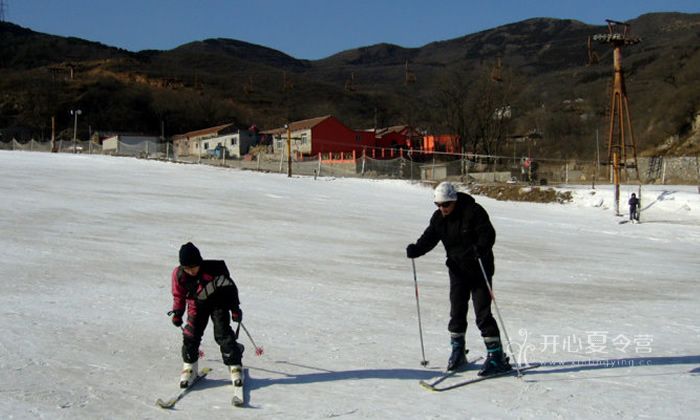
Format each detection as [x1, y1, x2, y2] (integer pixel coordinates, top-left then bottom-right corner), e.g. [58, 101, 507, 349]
[375, 125, 409, 137]
[261, 115, 333, 135]
[175, 123, 235, 140]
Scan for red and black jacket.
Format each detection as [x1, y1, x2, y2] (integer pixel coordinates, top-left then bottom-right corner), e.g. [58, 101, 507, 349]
[171, 260, 240, 319]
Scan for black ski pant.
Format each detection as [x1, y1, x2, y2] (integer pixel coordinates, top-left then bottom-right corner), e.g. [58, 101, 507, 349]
[182, 306, 242, 365]
[447, 267, 500, 338]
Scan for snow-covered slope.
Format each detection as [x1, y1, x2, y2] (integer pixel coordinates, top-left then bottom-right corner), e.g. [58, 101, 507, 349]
[1, 151, 698, 419]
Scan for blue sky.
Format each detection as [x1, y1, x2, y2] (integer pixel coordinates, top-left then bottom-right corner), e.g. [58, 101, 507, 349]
[6, 0, 700, 59]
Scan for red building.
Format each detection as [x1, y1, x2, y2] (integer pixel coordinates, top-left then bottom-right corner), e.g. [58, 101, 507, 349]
[422, 134, 460, 154]
[374, 125, 423, 149]
[263, 115, 369, 157]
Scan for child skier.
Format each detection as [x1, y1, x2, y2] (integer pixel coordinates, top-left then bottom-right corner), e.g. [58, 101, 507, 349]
[169, 242, 244, 388]
[628, 193, 640, 223]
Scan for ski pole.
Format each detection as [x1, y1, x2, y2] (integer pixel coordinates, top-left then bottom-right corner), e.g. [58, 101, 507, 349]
[240, 322, 264, 356]
[411, 259, 429, 367]
[477, 257, 522, 377]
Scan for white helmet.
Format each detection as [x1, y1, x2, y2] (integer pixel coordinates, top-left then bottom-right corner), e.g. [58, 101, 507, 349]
[434, 182, 458, 203]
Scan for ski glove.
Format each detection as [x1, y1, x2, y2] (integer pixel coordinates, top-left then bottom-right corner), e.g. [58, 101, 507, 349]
[472, 245, 482, 259]
[231, 307, 243, 323]
[472, 245, 487, 260]
[170, 309, 184, 327]
[406, 243, 420, 259]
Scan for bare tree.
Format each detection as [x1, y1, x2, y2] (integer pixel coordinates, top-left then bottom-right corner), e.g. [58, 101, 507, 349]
[435, 63, 516, 157]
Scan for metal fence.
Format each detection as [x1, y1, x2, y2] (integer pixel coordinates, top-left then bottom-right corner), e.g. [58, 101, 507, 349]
[2, 139, 699, 185]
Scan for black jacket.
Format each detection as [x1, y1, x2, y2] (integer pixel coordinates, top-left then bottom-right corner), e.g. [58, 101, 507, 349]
[412, 192, 496, 277]
[628, 196, 639, 209]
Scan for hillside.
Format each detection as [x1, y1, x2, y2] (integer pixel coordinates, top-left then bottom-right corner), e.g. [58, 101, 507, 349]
[1, 12, 699, 158]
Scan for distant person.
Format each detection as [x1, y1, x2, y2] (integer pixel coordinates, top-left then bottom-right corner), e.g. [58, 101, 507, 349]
[169, 242, 244, 388]
[406, 182, 512, 376]
[628, 193, 640, 223]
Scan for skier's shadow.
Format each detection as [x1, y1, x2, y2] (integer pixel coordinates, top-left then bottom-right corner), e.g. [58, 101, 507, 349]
[244, 360, 478, 392]
[642, 190, 677, 212]
[519, 354, 700, 381]
[179, 361, 447, 408]
[243, 354, 700, 390]
[196, 378, 233, 390]
[192, 375, 262, 410]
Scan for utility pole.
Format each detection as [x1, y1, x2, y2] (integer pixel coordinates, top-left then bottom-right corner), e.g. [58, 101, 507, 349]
[593, 128, 599, 189]
[71, 109, 82, 153]
[592, 20, 642, 217]
[285, 124, 292, 177]
[51, 116, 57, 153]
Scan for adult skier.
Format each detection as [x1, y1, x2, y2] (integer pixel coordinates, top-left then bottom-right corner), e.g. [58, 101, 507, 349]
[406, 182, 511, 376]
[169, 242, 244, 388]
[628, 193, 640, 223]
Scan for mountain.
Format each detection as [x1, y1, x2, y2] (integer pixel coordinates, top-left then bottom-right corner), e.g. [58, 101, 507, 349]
[1, 12, 699, 158]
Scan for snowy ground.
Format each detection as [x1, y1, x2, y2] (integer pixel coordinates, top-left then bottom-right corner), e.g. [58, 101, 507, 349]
[1, 150, 698, 419]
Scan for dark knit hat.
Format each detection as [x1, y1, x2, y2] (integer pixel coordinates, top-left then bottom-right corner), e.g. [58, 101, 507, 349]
[179, 242, 203, 267]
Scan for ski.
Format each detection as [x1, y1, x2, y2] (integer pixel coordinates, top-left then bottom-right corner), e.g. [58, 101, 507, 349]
[421, 363, 541, 392]
[156, 367, 212, 409]
[419, 355, 483, 390]
[231, 367, 246, 407]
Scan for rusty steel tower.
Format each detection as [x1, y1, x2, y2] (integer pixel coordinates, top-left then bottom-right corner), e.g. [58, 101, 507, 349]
[593, 20, 642, 216]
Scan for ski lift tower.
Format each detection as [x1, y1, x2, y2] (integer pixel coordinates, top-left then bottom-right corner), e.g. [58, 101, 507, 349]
[592, 20, 642, 216]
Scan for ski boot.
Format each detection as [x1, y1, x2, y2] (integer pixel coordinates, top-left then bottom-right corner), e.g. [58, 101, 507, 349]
[230, 364, 243, 386]
[478, 337, 512, 377]
[180, 361, 198, 388]
[447, 333, 467, 371]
